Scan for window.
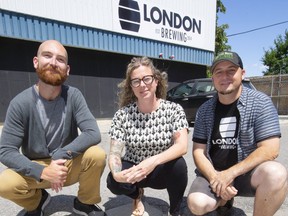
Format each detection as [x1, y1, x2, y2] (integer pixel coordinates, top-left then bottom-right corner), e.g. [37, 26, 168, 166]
[196, 81, 215, 93]
[173, 82, 195, 96]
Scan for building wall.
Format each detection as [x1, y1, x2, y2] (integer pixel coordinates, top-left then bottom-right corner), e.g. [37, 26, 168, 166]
[0, 37, 207, 122]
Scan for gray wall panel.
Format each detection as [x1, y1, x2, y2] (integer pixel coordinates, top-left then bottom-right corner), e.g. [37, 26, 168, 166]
[0, 37, 207, 122]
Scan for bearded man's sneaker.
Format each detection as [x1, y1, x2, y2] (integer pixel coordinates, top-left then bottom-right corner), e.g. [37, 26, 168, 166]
[24, 189, 51, 216]
[73, 197, 107, 216]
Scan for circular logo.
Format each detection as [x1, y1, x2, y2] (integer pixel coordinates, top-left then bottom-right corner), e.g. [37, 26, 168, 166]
[118, 0, 140, 32]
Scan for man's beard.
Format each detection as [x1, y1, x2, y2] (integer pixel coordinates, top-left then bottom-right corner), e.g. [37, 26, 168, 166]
[36, 65, 67, 86]
[218, 89, 233, 95]
[217, 84, 241, 95]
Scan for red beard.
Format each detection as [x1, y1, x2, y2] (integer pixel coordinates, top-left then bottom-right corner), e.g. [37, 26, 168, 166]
[36, 65, 68, 86]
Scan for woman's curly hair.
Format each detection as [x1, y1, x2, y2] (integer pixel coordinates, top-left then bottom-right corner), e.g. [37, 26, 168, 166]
[118, 56, 168, 108]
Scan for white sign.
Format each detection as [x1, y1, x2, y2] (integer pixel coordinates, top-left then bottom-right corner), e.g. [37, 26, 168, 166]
[112, 0, 216, 51]
[0, 0, 216, 51]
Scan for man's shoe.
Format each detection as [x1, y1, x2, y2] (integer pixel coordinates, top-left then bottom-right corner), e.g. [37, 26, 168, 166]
[73, 197, 107, 216]
[24, 189, 51, 216]
[216, 198, 234, 216]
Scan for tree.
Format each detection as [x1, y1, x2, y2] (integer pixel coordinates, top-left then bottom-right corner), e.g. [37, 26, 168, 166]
[207, 0, 230, 77]
[215, 0, 231, 55]
[262, 30, 288, 75]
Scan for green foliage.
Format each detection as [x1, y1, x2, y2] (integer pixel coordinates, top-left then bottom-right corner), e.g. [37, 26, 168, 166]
[215, 0, 231, 56]
[215, 23, 231, 56]
[262, 30, 288, 75]
[207, 0, 231, 77]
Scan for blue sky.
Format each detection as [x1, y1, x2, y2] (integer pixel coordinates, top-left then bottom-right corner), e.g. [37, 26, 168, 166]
[218, 0, 288, 77]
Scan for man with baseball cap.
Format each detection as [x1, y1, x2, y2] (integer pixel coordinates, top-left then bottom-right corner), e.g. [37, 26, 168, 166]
[187, 51, 287, 216]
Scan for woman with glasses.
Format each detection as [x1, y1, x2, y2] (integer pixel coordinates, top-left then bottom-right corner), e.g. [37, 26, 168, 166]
[106, 56, 189, 216]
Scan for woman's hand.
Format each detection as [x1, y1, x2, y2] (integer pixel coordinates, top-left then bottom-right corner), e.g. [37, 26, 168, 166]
[125, 157, 157, 183]
[113, 169, 133, 183]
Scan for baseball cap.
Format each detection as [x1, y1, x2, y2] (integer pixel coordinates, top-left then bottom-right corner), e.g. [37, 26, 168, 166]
[211, 51, 243, 73]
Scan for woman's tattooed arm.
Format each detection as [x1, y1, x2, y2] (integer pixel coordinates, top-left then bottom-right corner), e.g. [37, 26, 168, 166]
[108, 139, 125, 175]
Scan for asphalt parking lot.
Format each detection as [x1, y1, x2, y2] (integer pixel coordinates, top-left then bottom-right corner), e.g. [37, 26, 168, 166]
[0, 117, 288, 216]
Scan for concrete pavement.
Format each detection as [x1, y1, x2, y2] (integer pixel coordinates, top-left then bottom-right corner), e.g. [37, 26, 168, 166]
[0, 117, 288, 216]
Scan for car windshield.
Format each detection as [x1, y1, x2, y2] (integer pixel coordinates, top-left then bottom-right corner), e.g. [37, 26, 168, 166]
[196, 81, 215, 93]
[172, 82, 195, 96]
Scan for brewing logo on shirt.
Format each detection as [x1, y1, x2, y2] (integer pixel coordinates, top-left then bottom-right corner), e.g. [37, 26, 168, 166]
[212, 117, 237, 149]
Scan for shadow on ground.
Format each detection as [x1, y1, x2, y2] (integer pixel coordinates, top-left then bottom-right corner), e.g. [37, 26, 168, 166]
[15, 194, 248, 216]
[17, 195, 75, 216]
[104, 195, 248, 216]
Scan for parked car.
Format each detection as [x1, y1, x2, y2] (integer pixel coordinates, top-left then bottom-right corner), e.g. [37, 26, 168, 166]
[167, 78, 256, 125]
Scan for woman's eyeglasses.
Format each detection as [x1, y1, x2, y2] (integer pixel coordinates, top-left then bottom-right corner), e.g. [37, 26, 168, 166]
[130, 75, 155, 88]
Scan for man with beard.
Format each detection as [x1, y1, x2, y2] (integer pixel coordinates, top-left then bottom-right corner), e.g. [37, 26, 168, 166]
[0, 40, 107, 216]
[187, 51, 287, 216]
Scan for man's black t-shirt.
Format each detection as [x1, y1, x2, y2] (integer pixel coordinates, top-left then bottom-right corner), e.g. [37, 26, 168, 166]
[210, 99, 239, 170]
